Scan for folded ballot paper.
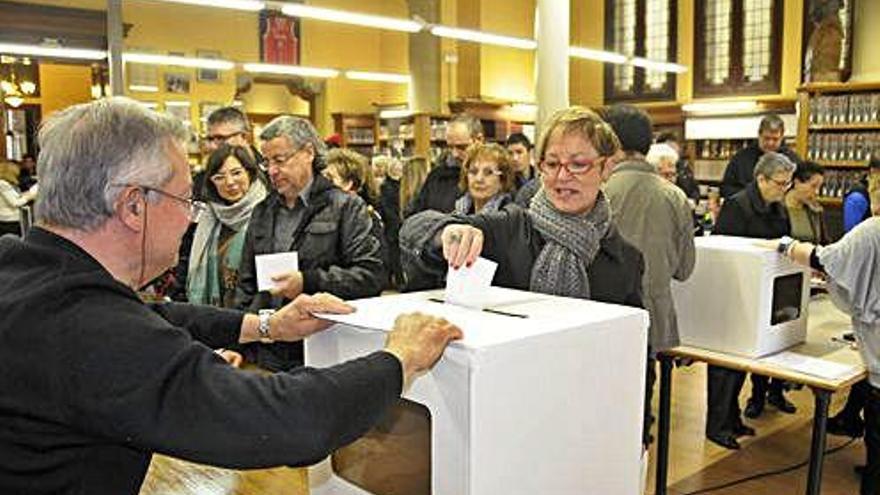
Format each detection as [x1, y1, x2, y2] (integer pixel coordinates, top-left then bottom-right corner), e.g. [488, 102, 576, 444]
[255, 252, 298, 292]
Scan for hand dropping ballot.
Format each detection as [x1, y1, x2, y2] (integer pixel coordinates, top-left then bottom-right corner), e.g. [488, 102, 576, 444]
[444, 257, 498, 308]
[255, 252, 299, 292]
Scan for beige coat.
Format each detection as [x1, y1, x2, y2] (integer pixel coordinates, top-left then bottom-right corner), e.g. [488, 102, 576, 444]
[605, 159, 696, 354]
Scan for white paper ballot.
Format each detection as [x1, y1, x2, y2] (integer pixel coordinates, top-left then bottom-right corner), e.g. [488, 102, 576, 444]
[444, 257, 498, 309]
[760, 351, 860, 381]
[255, 252, 299, 292]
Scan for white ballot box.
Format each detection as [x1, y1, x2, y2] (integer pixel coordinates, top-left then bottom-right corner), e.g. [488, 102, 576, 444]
[672, 235, 810, 358]
[307, 287, 648, 495]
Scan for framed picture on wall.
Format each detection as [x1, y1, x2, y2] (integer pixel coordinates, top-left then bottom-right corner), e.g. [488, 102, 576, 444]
[259, 10, 301, 64]
[164, 72, 191, 94]
[197, 50, 222, 83]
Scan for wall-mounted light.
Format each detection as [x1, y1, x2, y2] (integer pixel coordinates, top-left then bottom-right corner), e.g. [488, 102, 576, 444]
[128, 84, 160, 93]
[682, 101, 760, 114]
[281, 4, 422, 33]
[242, 63, 339, 78]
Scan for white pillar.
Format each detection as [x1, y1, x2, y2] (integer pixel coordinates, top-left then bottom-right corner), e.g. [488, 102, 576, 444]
[107, 0, 124, 96]
[535, 0, 570, 137]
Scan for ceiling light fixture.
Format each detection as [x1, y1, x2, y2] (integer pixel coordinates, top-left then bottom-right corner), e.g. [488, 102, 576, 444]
[123, 52, 235, 70]
[0, 43, 106, 60]
[242, 63, 340, 78]
[569, 46, 627, 64]
[152, 0, 264, 10]
[630, 57, 688, 74]
[281, 4, 422, 33]
[345, 71, 411, 84]
[430, 25, 537, 50]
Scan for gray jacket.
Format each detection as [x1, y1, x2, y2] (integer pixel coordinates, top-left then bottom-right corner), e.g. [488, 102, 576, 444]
[604, 158, 696, 353]
[818, 217, 880, 386]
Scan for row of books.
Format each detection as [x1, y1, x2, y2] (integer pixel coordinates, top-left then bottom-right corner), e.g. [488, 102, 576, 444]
[694, 139, 752, 160]
[810, 93, 880, 126]
[820, 169, 865, 198]
[806, 132, 878, 163]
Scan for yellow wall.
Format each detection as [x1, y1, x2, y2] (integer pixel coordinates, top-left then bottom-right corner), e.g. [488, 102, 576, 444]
[479, 0, 534, 103]
[21, 63, 94, 118]
[570, 0, 605, 107]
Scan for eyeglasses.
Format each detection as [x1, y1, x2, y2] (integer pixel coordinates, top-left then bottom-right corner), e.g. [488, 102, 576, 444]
[205, 130, 246, 144]
[210, 167, 248, 184]
[114, 183, 206, 221]
[264, 146, 308, 168]
[768, 177, 793, 188]
[538, 156, 604, 176]
[466, 167, 503, 179]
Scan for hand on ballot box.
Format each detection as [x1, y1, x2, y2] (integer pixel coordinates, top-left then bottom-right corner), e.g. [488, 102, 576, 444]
[270, 292, 355, 341]
[384, 312, 464, 387]
[440, 224, 484, 269]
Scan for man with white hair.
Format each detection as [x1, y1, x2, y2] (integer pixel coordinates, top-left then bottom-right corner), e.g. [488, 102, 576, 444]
[646, 142, 681, 185]
[0, 98, 462, 494]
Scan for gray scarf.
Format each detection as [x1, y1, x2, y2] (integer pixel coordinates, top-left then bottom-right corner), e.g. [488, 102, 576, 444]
[454, 192, 510, 215]
[187, 180, 267, 304]
[526, 186, 612, 298]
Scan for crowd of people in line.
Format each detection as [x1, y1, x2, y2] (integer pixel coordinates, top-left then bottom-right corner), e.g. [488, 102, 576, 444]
[2, 97, 880, 494]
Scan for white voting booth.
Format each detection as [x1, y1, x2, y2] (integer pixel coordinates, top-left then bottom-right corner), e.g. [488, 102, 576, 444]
[672, 236, 811, 357]
[307, 287, 649, 495]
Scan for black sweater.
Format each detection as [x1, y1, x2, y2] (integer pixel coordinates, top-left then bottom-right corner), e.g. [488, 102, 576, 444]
[0, 228, 402, 495]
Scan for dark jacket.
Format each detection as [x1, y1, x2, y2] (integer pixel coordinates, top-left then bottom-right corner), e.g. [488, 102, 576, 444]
[0, 228, 402, 495]
[675, 158, 701, 202]
[235, 174, 385, 370]
[403, 153, 462, 217]
[399, 208, 644, 309]
[720, 143, 799, 199]
[714, 181, 791, 239]
[378, 178, 403, 285]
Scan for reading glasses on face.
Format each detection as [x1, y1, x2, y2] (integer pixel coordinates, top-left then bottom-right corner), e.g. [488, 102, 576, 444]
[114, 183, 206, 221]
[539, 156, 603, 175]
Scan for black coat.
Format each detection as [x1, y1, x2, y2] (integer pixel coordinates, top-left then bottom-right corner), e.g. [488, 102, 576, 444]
[720, 143, 799, 199]
[0, 228, 402, 495]
[235, 174, 385, 370]
[400, 207, 644, 309]
[403, 153, 462, 217]
[378, 178, 403, 283]
[714, 181, 790, 239]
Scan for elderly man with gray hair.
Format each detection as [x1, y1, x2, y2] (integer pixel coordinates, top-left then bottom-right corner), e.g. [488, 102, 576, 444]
[0, 98, 462, 494]
[235, 115, 386, 371]
[706, 150, 798, 449]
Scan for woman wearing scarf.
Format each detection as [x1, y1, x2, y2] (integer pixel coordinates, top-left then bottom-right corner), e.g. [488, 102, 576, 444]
[453, 143, 515, 215]
[188, 144, 267, 309]
[401, 107, 646, 443]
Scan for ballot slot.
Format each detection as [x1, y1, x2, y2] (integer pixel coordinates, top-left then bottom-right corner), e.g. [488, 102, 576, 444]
[771, 272, 805, 326]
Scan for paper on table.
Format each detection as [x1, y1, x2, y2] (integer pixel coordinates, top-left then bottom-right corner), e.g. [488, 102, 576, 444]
[255, 252, 298, 292]
[760, 351, 860, 381]
[444, 257, 498, 309]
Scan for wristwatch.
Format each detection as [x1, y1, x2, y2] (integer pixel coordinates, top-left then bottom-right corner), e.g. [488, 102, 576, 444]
[258, 309, 275, 343]
[777, 236, 795, 256]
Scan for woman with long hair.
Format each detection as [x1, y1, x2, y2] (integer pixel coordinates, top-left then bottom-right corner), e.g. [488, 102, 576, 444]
[187, 144, 267, 308]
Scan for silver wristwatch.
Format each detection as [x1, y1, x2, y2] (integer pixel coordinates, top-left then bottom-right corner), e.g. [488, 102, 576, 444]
[258, 309, 275, 343]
